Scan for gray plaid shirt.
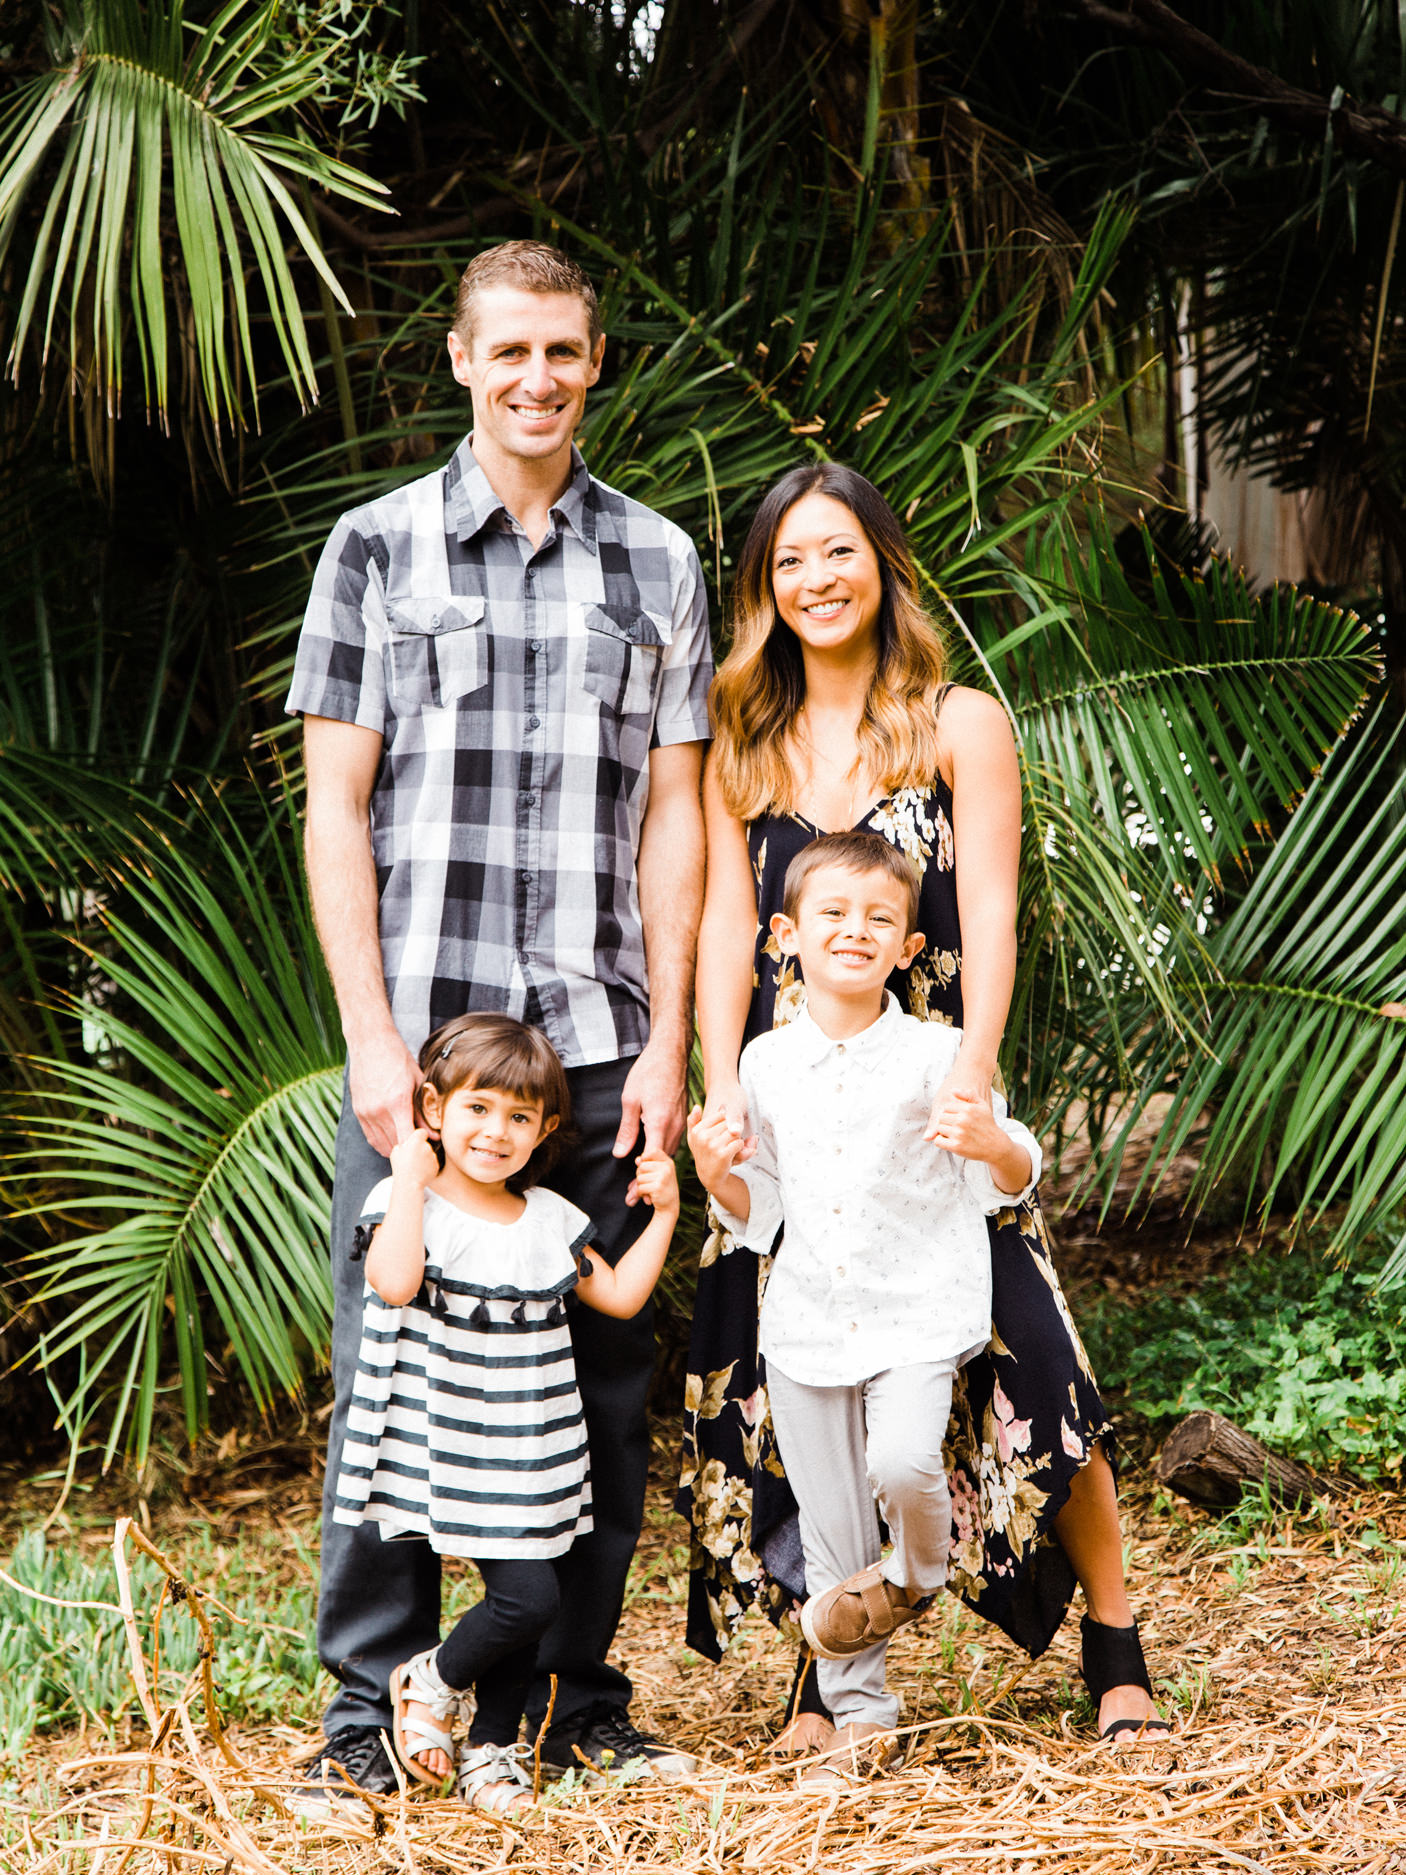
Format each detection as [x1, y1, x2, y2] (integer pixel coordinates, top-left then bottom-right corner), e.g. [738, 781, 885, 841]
[288, 438, 713, 1067]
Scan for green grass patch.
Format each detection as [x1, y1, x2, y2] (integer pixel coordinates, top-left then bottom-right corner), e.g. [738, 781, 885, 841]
[1079, 1234, 1406, 1481]
[0, 1522, 322, 1763]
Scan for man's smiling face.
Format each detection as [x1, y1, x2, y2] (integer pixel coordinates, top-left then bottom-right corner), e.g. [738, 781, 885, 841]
[447, 285, 604, 478]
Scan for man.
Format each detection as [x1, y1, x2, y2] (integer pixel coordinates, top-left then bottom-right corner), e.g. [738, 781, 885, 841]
[288, 241, 711, 1798]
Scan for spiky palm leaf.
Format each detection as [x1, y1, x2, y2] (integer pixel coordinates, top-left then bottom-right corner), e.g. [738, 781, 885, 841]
[0, 0, 392, 426]
[5, 781, 341, 1466]
[1062, 709, 1406, 1271]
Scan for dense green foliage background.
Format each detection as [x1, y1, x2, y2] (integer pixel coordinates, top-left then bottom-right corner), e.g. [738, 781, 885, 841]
[1, 1, 1403, 1468]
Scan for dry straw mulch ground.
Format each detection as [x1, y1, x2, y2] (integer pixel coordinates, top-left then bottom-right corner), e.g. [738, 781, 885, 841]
[8, 1428, 1406, 1875]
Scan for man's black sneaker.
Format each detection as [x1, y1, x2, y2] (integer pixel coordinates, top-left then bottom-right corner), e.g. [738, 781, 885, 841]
[539, 1702, 698, 1782]
[292, 1724, 400, 1815]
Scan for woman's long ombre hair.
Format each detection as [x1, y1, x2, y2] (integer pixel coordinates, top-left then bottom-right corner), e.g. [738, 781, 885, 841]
[709, 464, 947, 821]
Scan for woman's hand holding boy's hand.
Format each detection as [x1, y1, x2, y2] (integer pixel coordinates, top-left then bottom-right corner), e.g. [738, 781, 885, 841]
[633, 1149, 680, 1218]
[687, 1104, 751, 1196]
[924, 1047, 995, 1141]
[698, 1079, 757, 1164]
[927, 1089, 1032, 1195]
[926, 1088, 1006, 1161]
[389, 1127, 440, 1188]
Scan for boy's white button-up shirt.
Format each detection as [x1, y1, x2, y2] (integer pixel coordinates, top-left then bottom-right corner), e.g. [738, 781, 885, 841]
[714, 995, 1041, 1388]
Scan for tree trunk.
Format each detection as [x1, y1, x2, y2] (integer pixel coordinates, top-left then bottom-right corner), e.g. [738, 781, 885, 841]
[1154, 1409, 1324, 1508]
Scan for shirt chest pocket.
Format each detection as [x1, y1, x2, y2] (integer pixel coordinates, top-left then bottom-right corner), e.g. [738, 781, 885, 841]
[580, 605, 667, 719]
[385, 597, 487, 710]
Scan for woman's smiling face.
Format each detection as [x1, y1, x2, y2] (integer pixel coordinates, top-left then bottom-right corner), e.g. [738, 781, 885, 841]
[769, 491, 884, 659]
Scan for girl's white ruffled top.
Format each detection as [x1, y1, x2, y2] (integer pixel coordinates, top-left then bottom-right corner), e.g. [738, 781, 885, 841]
[333, 1182, 595, 1559]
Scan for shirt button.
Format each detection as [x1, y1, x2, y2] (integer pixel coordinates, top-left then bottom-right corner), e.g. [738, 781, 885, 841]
[530, 638, 542, 653]
[832, 1205, 841, 1216]
[848, 1322, 857, 1333]
[527, 715, 540, 729]
[836, 1264, 845, 1276]
[520, 792, 535, 806]
[520, 870, 531, 885]
[837, 1044, 846, 1054]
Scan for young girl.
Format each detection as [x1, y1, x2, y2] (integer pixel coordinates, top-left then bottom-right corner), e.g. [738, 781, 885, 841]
[332, 1012, 679, 1813]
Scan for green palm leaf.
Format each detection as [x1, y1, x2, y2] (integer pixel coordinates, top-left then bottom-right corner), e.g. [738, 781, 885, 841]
[0, 0, 392, 426]
[1017, 517, 1382, 894]
[4, 782, 342, 1466]
[1065, 710, 1406, 1268]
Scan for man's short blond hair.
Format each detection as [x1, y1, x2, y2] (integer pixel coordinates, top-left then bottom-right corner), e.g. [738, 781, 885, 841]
[453, 241, 601, 351]
[782, 831, 921, 935]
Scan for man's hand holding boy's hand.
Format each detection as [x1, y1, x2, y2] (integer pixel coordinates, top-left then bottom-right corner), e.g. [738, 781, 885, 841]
[632, 1149, 681, 1218]
[687, 1103, 750, 1197]
[389, 1127, 440, 1189]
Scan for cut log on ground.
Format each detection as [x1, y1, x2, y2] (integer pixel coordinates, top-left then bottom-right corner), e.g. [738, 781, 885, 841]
[1155, 1409, 1325, 1508]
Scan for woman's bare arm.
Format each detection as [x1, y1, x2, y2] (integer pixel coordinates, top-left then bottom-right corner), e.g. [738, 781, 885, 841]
[695, 754, 760, 1129]
[934, 685, 1022, 1109]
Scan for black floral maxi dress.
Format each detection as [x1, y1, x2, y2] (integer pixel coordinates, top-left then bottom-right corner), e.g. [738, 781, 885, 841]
[677, 779, 1115, 1669]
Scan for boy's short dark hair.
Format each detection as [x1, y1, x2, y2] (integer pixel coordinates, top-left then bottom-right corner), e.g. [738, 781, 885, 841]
[781, 831, 921, 934]
[414, 1011, 572, 1192]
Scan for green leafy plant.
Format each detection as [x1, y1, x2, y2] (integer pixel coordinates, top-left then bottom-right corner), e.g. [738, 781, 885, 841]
[0, 0, 397, 426]
[5, 779, 342, 1466]
[1080, 1229, 1406, 1480]
[0, 1523, 321, 1760]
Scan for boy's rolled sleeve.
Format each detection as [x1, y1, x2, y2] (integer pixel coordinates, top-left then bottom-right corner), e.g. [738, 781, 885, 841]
[711, 1050, 782, 1252]
[712, 1149, 783, 1254]
[650, 541, 713, 749]
[285, 516, 388, 731]
[964, 1109, 1043, 1214]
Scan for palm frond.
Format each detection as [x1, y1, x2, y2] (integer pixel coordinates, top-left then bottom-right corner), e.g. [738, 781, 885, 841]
[3, 779, 341, 1465]
[1067, 709, 1406, 1266]
[0, 0, 392, 427]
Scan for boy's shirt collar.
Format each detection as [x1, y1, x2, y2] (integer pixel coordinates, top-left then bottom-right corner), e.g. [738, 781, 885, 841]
[789, 991, 900, 1070]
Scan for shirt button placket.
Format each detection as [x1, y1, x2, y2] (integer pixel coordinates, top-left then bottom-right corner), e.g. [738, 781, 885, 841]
[518, 556, 542, 963]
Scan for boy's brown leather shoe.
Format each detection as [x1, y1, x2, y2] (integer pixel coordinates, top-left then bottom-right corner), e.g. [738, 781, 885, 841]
[799, 1562, 931, 1660]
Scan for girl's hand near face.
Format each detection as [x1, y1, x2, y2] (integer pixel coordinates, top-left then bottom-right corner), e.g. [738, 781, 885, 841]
[389, 1126, 441, 1189]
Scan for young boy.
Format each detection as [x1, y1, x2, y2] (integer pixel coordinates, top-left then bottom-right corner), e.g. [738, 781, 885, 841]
[687, 830, 1041, 1773]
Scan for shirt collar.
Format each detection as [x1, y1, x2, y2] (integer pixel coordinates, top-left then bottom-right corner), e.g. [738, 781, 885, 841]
[790, 992, 901, 1071]
[445, 437, 598, 552]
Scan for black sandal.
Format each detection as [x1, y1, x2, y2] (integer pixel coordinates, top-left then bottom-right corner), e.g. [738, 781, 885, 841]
[1079, 1614, 1174, 1743]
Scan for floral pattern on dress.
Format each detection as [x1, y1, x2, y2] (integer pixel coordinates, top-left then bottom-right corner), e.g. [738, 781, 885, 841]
[678, 776, 1115, 1666]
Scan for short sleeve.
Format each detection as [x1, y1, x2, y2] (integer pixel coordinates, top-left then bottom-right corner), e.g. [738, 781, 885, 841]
[358, 1176, 394, 1225]
[286, 514, 389, 731]
[534, 1187, 596, 1266]
[650, 539, 713, 749]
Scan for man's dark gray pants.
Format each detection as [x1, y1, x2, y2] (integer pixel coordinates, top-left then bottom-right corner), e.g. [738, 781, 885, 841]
[317, 1055, 655, 1737]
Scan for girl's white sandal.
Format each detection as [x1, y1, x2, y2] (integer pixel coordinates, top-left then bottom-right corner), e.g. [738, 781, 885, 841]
[457, 1741, 534, 1813]
[388, 1646, 464, 1786]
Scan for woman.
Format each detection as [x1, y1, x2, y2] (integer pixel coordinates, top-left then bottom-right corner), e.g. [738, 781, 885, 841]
[678, 463, 1170, 1757]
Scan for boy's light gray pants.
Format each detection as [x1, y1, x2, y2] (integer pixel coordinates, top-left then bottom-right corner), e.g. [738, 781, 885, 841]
[767, 1359, 958, 1730]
